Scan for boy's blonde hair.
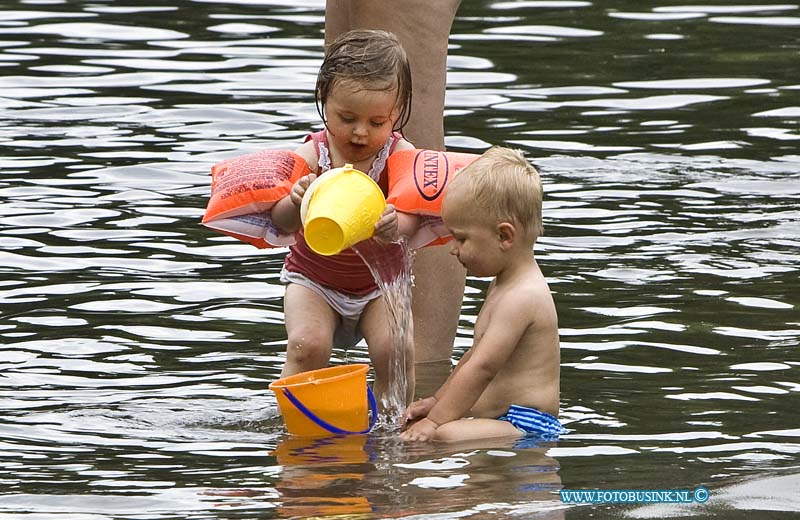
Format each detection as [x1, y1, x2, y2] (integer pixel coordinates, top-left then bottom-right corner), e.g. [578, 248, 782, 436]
[452, 146, 544, 239]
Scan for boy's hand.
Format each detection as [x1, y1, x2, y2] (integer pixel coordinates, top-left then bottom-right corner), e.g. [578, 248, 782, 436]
[399, 417, 438, 442]
[290, 174, 317, 207]
[401, 396, 437, 430]
[373, 204, 399, 243]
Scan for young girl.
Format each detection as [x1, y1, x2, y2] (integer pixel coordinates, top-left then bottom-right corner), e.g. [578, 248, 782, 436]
[270, 29, 417, 407]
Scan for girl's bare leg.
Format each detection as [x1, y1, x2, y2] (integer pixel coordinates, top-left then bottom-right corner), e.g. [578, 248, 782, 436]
[281, 283, 338, 377]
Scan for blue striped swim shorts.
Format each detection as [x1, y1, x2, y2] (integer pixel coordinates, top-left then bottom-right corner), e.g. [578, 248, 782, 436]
[498, 404, 567, 439]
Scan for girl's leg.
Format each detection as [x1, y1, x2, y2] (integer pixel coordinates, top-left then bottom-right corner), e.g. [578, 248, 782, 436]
[359, 294, 415, 407]
[434, 418, 522, 443]
[281, 283, 338, 378]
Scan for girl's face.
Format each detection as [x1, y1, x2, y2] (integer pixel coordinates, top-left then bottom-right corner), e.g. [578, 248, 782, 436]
[324, 80, 400, 165]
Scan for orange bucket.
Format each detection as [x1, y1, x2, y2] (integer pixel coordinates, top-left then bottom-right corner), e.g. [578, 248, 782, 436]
[269, 364, 377, 437]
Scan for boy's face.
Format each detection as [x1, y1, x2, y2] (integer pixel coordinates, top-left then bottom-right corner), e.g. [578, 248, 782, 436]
[442, 183, 504, 278]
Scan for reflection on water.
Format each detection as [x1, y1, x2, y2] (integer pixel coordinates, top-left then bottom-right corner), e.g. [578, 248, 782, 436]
[270, 434, 374, 518]
[1, 0, 798, 518]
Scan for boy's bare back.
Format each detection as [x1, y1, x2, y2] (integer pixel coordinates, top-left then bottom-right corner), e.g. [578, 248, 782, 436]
[469, 258, 560, 418]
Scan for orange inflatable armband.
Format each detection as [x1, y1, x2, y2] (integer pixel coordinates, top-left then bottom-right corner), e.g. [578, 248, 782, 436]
[201, 147, 479, 250]
[386, 149, 478, 248]
[202, 149, 311, 249]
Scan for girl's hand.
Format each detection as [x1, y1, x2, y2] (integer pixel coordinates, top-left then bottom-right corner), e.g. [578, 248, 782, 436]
[399, 417, 439, 442]
[373, 204, 399, 243]
[290, 174, 317, 207]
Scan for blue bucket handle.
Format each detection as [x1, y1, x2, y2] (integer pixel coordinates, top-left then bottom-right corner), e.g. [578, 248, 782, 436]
[281, 385, 378, 435]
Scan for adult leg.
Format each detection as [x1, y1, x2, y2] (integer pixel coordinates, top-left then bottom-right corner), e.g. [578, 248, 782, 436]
[281, 283, 338, 377]
[323, 0, 350, 45]
[325, 0, 459, 149]
[359, 294, 415, 408]
[325, 0, 466, 375]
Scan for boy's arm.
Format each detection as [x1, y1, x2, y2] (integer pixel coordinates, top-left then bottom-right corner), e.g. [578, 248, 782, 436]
[425, 294, 532, 427]
[400, 306, 529, 441]
[401, 349, 466, 428]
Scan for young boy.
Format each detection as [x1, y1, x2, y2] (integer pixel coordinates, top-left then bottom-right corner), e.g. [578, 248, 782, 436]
[399, 146, 566, 443]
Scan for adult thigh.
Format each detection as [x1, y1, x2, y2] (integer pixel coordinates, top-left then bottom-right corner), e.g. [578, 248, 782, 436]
[324, 0, 461, 149]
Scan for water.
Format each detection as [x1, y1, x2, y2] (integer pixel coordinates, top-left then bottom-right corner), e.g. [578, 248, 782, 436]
[1, 1, 799, 518]
[354, 239, 415, 425]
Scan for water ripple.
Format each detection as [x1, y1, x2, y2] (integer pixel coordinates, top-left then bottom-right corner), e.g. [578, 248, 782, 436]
[1, 1, 799, 517]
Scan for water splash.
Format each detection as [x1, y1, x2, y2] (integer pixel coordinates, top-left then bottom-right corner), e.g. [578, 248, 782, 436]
[353, 239, 415, 430]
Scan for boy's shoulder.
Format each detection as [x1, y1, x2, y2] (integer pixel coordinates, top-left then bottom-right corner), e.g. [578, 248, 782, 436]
[492, 263, 553, 316]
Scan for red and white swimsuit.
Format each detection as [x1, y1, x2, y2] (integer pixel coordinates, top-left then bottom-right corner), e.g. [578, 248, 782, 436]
[283, 129, 403, 296]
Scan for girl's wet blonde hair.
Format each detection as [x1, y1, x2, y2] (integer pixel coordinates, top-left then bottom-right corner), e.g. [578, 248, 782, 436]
[315, 29, 412, 133]
[452, 146, 544, 239]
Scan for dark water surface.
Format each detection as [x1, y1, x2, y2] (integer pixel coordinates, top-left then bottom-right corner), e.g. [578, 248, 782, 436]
[1, 1, 799, 518]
